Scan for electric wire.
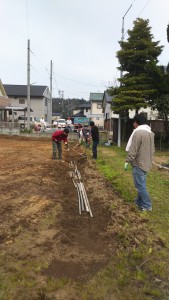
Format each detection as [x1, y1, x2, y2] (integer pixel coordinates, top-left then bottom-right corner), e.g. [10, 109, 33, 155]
[25, 0, 152, 99]
[25, 0, 107, 98]
[124, 0, 152, 38]
[54, 72, 104, 88]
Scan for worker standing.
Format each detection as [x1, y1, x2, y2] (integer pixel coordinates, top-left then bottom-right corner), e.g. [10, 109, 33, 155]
[82, 126, 90, 148]
[125, 114, 155, 211]
[51, 128, 69, 162]
[90, 121, 99, 159]
[66, 117, 72, 132]
[40, 116, 46, 131]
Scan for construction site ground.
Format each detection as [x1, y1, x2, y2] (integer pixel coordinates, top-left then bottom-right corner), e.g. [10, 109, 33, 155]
[0, 134, 167, 299]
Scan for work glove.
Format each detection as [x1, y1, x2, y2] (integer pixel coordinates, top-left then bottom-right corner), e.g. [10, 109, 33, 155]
[64, 143, 69, 150]
[124, 162, 129, 170]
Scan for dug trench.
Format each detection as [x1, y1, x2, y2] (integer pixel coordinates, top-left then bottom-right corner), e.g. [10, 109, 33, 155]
[0, 135, 162, 298]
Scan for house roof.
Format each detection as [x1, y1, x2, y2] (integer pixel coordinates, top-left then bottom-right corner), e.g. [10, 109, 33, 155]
[73, 112, 87, 117]
[103, 91, 112, 103]
[75, 103, 91, 109]
[52, 112, 61, 116]
[102, 91, 112, 113]
[79, 103, 91, 108]
[89, 92, 104, 101]
[3, 84, 48, 97]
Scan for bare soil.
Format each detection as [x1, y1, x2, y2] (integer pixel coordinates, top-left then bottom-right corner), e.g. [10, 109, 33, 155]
[0, 135, 162, 299]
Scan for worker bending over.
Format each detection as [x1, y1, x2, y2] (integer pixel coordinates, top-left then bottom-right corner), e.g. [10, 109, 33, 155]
[52, 128, 69, 162]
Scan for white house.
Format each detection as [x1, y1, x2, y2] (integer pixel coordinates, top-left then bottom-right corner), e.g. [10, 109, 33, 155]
[102, 90, 162, 143]
[88, 93, 104, 128]
[72, 93, 104, 128]
[3, 84, 52, 123]
[102, 90, 159, 129]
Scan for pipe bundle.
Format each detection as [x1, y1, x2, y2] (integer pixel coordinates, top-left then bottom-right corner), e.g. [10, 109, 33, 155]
[69, 161, 93, 217]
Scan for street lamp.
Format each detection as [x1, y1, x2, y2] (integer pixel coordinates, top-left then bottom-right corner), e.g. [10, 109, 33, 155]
[117, 4, 132, 147]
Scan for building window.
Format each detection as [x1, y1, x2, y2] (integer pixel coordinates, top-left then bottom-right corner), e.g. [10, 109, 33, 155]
[97, 103, 102, 109]
[86, 108, 88, 112]
[45, 98, 47, 106]
[19, 98, 25, 104]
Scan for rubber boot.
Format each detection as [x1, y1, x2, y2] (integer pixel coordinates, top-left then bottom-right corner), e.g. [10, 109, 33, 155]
[53, 152, 56, 160]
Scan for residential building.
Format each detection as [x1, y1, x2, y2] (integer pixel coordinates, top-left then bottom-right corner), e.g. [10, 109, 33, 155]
[102, 91, 116, 132]
[88, 93, 104, 128]
[72, 93, 104, 128]
[3, 84, 52, 123]
[102, 90, 162, 143]
[0, 79, 11, 122]
[73, 103, 91, 118]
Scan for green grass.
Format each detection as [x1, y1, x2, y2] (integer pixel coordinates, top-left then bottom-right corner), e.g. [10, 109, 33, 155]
[91, 144, 169, 299]
[67, 143, 169, 299]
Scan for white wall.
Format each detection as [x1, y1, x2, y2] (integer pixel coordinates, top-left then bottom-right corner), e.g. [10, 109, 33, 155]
[7, 96, 52, 122]
[90, 101, 104, 127]
[110, 107, 159, 120]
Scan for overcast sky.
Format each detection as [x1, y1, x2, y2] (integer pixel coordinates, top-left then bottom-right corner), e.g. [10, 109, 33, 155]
[1, 0, 169, 100]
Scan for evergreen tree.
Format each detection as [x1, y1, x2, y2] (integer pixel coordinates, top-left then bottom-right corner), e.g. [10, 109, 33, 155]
[110, 18, 163, 114]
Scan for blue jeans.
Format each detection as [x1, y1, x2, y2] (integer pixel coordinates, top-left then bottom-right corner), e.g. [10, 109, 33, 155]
[133, 166, 152, 210]
[92, 141, 99, 159]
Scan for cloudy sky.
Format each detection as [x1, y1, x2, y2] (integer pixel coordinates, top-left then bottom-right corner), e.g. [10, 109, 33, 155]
[1, 0, 169, 100]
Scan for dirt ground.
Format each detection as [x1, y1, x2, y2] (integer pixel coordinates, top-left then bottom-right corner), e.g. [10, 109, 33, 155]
[0, 135, 162, 299]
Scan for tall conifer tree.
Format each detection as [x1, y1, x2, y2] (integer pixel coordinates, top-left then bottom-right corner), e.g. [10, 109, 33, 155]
[110, 18, 163, 114]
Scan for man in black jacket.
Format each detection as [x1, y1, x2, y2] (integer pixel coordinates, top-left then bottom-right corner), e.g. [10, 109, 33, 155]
[90, 121, 99, 159]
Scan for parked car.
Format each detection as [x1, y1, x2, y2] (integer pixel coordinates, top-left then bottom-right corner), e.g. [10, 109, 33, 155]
[18, 115, 41, 129]
[57, 119, 66, 129]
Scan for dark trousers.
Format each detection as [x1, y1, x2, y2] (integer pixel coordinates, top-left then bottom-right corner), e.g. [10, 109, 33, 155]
[52, 141, 62, 159]
[92, 141, 99, 159]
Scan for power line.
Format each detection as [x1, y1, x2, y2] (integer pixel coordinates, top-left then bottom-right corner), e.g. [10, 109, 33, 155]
[123, 0, 152, 38]
[137, 0, 152, 17]
[53, 72, 103, 88]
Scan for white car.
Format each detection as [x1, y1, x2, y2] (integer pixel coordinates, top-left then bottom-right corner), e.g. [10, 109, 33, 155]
[18, 115, 41, 129]
[57, 119, 66, 129]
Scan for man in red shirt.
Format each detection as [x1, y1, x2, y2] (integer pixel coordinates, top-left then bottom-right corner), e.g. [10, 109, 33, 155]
[52, 128, 69, 161]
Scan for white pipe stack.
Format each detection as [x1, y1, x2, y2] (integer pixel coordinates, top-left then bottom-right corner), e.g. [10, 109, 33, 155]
[69, 161, 93, 217]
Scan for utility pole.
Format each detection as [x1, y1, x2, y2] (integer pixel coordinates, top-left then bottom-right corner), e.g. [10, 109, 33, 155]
[68, 98, 70, 118]
[117, 4, 132, 147]
[50, 60, 53, 124]
[27, 39, 31, 130]
[59, 90, 64, 117]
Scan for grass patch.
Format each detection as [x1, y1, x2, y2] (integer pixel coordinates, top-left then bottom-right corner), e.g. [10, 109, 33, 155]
[92, 144, 169, 299]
